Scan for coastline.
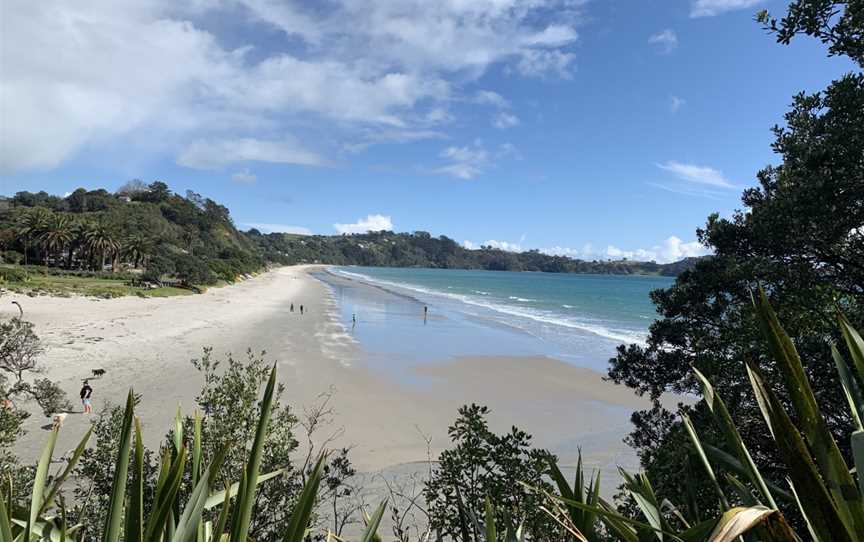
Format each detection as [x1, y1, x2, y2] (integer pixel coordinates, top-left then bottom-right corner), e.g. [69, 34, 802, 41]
[9, 264, 650, 480]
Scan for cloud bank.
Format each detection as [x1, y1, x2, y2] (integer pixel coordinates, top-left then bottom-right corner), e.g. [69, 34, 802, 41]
[1, 0, 581, 173]
[334, 214, 394, 234]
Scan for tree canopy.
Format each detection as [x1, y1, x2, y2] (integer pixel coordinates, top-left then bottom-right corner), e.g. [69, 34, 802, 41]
[608, 0, 864, 524]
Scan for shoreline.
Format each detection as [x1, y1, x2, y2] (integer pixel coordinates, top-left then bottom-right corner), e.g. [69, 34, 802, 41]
[8, 264, 650, 479]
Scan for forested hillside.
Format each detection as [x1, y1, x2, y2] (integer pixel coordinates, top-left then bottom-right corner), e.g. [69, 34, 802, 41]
[0, 181, 263, 286]
[250, 229, 691, 275]
[0, 182, 696, 286]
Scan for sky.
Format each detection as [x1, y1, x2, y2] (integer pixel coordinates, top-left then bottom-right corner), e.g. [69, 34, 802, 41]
[0, 0, 856, 263]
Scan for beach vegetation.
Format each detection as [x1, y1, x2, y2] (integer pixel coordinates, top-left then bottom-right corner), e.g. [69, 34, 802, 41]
[0, 316, 71, 418]
[424, 403, 558, 540]
[607, 0, 863, 525]
[7, 293, 864, 541]
[65, 348, 358, 542]
[3, 363, 384, 542]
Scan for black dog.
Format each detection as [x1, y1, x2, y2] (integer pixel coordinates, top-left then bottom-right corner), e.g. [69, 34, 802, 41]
[91, 368, 106, 378]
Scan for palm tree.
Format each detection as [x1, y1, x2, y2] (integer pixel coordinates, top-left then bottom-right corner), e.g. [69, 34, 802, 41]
[122, 231, 154, 268]
[82, 220, 120, 271]
[38, 214, 75, 268]
[16, 208, 51, 265]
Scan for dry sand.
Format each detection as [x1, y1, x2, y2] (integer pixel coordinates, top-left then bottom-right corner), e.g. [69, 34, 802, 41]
[7, 266, 651, 480]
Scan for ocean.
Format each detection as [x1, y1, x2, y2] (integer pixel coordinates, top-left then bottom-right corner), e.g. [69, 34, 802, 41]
[316, 266, 673, 373]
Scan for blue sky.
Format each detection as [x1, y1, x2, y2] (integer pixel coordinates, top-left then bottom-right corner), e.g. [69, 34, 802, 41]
[0, 0, 855, 262]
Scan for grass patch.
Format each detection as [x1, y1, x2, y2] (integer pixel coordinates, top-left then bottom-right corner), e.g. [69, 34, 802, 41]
[0, 265, 192, 298]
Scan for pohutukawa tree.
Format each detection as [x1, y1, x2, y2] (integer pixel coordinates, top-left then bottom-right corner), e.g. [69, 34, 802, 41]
[608, 0, 864, 522]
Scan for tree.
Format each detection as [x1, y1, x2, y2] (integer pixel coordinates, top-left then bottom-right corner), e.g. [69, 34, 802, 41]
[424, 404, 559, 540]
[38, 213, 75, 267]
[116, 178, 148, 196]
[0, 318, 71, 417]
[122, 231, 154, 269]
[758, 0, 864, 67]
[142, 181, 171, 203]
[0, 318, 43, 384]
[82, 219, 120, 271]
[608, 0, 864, 522]
[16, 208, 50, 265]
[174, 254, 215, 285]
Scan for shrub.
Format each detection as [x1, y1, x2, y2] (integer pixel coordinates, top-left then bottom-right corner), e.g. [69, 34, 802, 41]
[424, 404, 559, 539]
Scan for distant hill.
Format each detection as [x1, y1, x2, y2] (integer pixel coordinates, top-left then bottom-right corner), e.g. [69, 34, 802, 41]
[2, 184, 704, 284]
[247, 230, 703, 276]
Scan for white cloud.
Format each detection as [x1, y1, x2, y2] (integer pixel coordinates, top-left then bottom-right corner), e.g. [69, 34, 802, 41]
[486, 240, 523, 251]
[436, 142, 490, 179]
[656, 161, 737, 188]
[242, 223, 312, 235]
[670, 96, 686, 113]
[647, 182, 724, 199]
[177, 137, 328, 170]
[462, 239, 523, 252]
[648, 29, 678, 53]
[514, 49, 576, 79]
[434, 140, 518, 179]
[344, 129, 447, 152]
[334, 214, 394, 234]
[492, 112, 521, 129]
[605, 236, 711, 263]
[425, 107, 454, 124]
[1, 0, 582, 173]
[520, 24, 578, 47]
[539, 243, 596, 258]
[474, 90, 510, 108]
[691, 0, 762, 17]
[463, 237, 706, 263]
[231, 169, 257, 184]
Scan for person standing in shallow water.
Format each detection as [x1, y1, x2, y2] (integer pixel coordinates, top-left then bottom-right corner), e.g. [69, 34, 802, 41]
[80, 380, 93, 414]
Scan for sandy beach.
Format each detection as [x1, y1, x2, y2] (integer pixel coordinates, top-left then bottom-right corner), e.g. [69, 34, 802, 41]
[8, 265, 651, 481]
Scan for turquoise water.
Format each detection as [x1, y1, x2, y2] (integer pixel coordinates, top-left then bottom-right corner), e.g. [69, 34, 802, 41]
[321, 267, 673, 371]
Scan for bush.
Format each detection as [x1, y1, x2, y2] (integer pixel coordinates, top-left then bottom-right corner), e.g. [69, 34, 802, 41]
[175, 255, 215, 285]
[2, 251, 23, 265]
[142, 253, 175, 284]
[0, 266, 29, 283]
[424, 404, 559, 539]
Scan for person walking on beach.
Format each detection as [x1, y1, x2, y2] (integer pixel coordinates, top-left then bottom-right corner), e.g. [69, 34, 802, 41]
[300, 305, 304, 315]
[352, 313, 356, 327]
[80, 380, 93, 414]
[424, 305, 428, 324]
[290, 303, 294, 312]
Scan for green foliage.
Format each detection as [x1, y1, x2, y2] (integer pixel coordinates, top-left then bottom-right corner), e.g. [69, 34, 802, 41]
[758, 0, 864, 67]
[0, 317, 70, 418]
[5, 365, 379, 542]
[248, 229, 692, 276]
[3, 182, 265, 288]
[9, 298, 864, 542]
[607, 0, 864, 522]
[423, 404, 559, 540]
[189, 348, 303, 541]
